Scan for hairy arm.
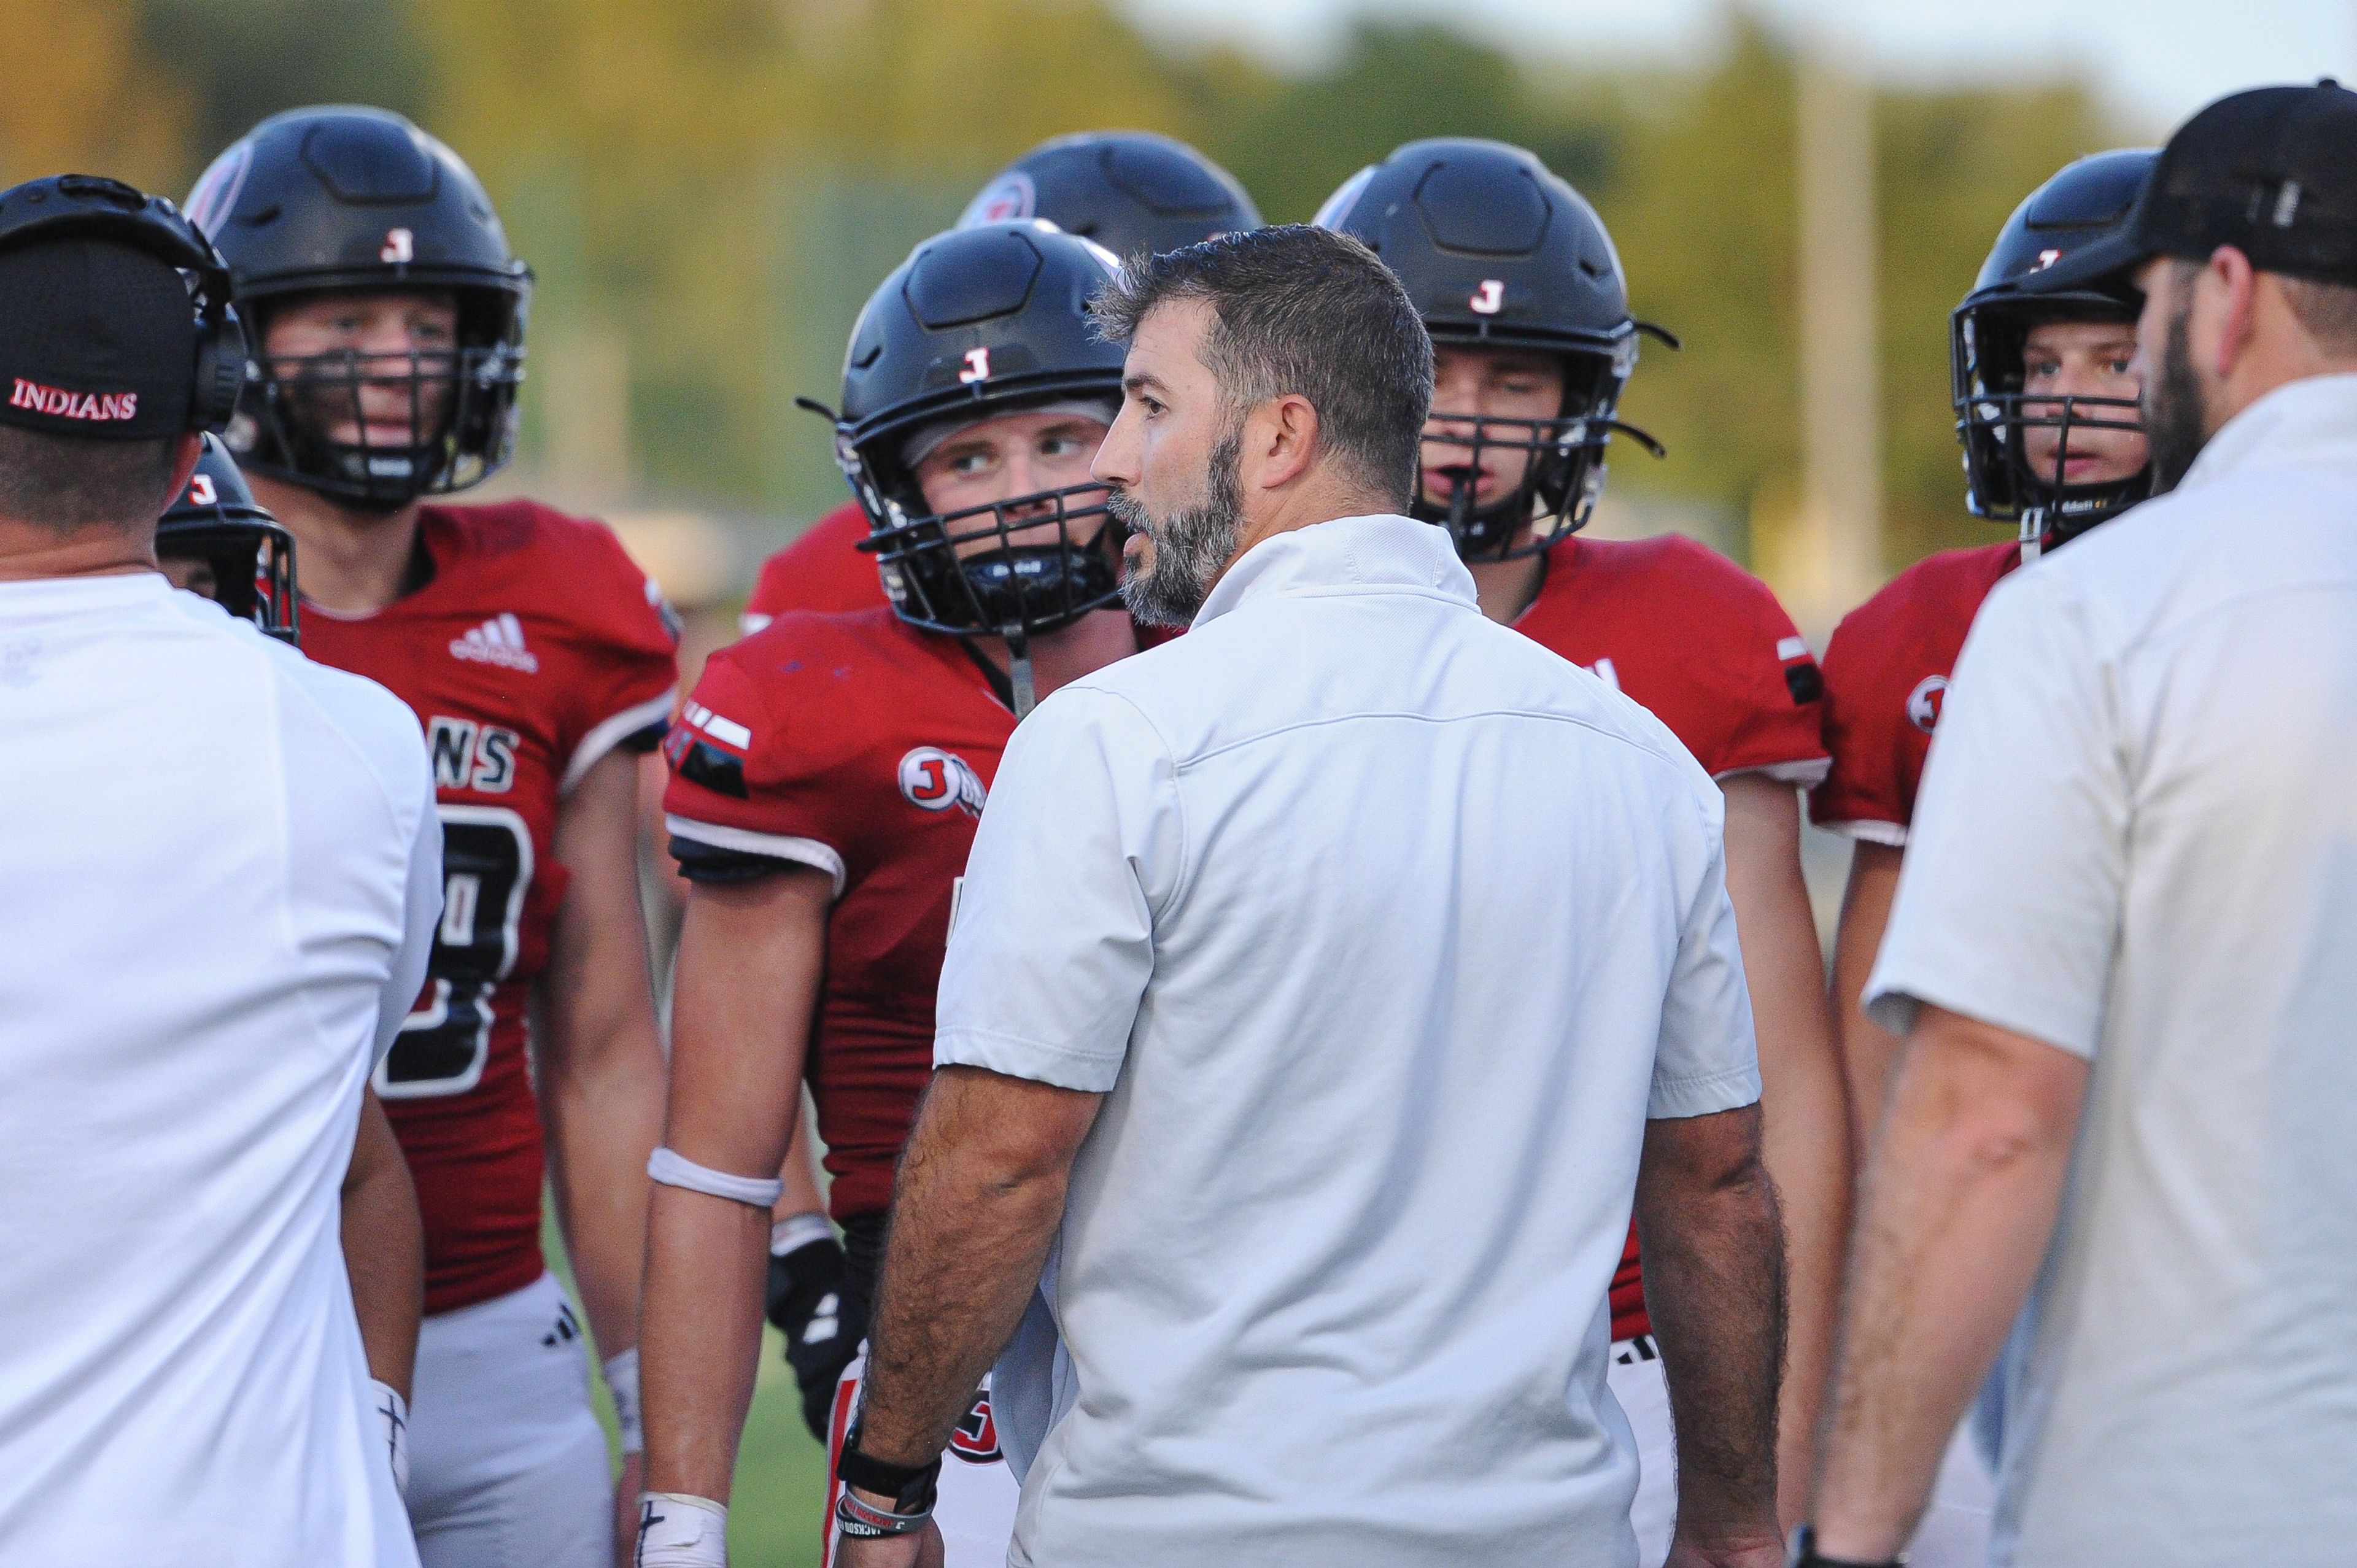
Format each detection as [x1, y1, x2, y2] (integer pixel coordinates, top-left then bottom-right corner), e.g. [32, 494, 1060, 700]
[849, 1067, 1102, 1471]
[1829, 841, 1906, 1160]
[641, 867, 832, 1502]
[1719, 774, 1850, 1529]
[1636, 1103, 1786, 1568]
[342, 1088, 424, 1397]
[1810, 1005, 2085, 1559]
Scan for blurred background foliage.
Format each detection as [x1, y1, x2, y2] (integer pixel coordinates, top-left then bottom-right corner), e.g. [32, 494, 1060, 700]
[7, 0, 2125, 592]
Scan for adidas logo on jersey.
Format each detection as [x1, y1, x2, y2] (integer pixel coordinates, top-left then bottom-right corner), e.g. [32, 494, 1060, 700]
[450, 613, 540, 673]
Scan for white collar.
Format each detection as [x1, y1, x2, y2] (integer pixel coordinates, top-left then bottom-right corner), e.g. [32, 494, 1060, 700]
[1192, 513, 1477, 630]
[2177, 371, 2357, 495]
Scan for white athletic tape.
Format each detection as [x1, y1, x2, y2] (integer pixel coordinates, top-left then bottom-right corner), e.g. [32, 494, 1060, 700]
[604, 1347, 643, 1454]
[370, 1379, 411, 1503]
[636, 1492, 727, 1567]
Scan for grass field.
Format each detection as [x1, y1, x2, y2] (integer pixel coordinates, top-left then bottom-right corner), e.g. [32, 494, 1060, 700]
[552, 1224, 834, 1566]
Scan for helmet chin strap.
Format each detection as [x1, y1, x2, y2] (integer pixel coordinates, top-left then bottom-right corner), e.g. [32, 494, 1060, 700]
[1006, 628, 1037, 720]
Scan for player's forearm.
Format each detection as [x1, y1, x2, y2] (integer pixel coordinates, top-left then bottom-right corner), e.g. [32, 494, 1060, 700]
[541, 1014, 666, 1354]
[641, 1184, 772, 1502]
[1737, 891, 1851, 1527]
[1811, 1013, 2077, 1558]
[856, 1081, 1079, 1467]
[342, 1094, 425, 1399]
[1634, 1112, 1785, 1546]
[1830, 843, 1906, 1161]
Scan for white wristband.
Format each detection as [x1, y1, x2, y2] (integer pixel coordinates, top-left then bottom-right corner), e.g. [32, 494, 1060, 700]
[604, 1347, 643, 1454]
[648, 1146, 784, 1209]
[635, 1492, 727, 1567]
[370, 1378, 411, 1502]
[770, 1211, 835, 1257]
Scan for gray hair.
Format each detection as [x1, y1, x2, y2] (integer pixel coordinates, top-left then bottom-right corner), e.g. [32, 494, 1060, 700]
[1091, 225, 1433, 507]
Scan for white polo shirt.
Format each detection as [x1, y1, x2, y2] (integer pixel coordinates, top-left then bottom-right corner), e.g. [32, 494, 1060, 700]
[937, 513, 1760, 1568]
[1868, 373, 2357, 1567]
[0, 574, 437, 1566]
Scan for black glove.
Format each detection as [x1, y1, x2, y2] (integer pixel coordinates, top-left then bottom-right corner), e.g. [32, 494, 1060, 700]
[766, 1233, 856, 1441]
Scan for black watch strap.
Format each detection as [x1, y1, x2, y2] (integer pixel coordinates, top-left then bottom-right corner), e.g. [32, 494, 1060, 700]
[836, 1421, 942, 1516]
[1787, 1526, 1907, 1568]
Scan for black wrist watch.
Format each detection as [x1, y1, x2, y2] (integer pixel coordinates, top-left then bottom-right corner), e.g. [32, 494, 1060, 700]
[1787, 1526, 1907, 1568]
[835, 1418, 942, 1517]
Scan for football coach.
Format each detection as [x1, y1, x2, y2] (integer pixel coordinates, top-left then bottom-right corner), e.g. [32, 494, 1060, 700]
[0, 176, 437, 1564]
[1803, 83, 2357, 1568]
[819, 225, 1786, 1568]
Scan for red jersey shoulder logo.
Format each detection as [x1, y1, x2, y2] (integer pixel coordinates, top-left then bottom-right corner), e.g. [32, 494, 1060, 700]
[899, 746, 986, 817]
[1906, 673, 1948, 733]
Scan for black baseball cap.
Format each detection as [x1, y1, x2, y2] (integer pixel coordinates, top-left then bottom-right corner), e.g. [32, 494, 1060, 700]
[0, 222, 198, 441]
[2041, 80, 2357, 295]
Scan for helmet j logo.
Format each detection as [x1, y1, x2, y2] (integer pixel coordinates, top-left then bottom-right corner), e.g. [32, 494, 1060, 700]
[381, 227, 414, 264]
[2034, 247, 2061, 271]
[188, 474, 217, 506]
[898, 747, 987, 816]
[959, 347, 992, 384]
[1469, 279, 1505, 315]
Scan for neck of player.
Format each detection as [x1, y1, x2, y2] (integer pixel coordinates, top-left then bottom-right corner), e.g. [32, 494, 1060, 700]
[1466, 548, 1546, 626]
[248, 473, 427, 616]
[972, 606, 1138, 706]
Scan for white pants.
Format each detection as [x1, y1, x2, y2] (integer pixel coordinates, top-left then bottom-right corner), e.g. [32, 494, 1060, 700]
[1609, 1336, 1993, 1568]
[825, 1348, 1016, 1568]
[409, 1272, 615, 1568]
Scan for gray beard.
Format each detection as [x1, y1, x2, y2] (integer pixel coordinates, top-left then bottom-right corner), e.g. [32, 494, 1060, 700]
[2143, 301, 2211, 495]
[1112, 431, 1245, 627]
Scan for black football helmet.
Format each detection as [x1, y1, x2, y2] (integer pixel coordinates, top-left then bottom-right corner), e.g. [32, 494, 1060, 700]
[834, 221, 1127, 657]
[186, 106, 532, 508]
[959, 131, 1261, 263]
[1317, 138, 1670, 560]
[1953, 149, 2156, 553]
[158, 433, 299, 644]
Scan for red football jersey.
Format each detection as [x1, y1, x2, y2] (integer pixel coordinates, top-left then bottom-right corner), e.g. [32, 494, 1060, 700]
[741, 501, 883, 633]
[1510, 531, 1829, 1342]
[662, 608, 1026, 1223]
[1811, 540, 2020, 843]
[303, 500, 679, 1314]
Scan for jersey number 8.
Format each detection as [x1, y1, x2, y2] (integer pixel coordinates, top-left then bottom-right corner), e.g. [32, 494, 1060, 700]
[377, 805, 532, 1099]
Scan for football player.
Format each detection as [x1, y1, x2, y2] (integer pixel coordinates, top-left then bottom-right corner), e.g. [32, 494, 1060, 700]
[738, 130, 1258, 634]
[188, 106, 678, 1568]
[1322, 139, 1851, 1560]
[153, 431, 299, 641]
[745, 129, 1258, 1435]
[1807, 149, 2154, 1568]
[1814, 149, 2155, 1145]
[635, 222, 1139, 1568]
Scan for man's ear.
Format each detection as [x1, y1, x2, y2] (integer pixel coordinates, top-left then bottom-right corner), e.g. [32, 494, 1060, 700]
[163, 433, 204, 509]
[2202, 245, 2261, 384]
[1251, 393, 1321, 494]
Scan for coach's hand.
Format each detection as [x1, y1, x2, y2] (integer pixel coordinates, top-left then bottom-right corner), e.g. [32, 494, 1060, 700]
[1664, 1524, 1786, 1568]
[832, 1495, 945, 1568]
[766, 1231, 856, 1439]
